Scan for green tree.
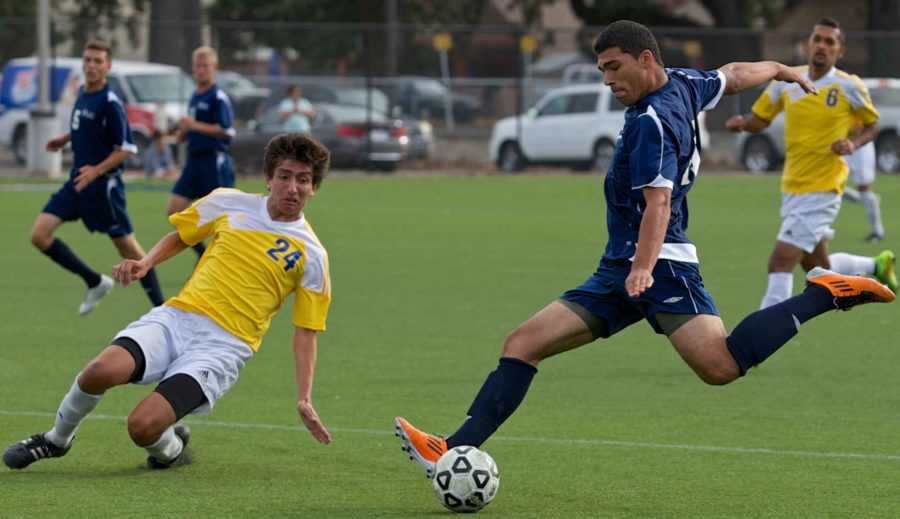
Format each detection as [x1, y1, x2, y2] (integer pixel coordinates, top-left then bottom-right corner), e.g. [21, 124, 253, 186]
[53, 0, 147, 56]
[206, 0, 489, 74]
[563, 0, 801, 66]
[867, 0, 900, 76]
[0, 1, 38, 64]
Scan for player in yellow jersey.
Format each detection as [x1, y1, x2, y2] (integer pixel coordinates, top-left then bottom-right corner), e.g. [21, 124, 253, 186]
[727, 17, 897, 308]
[3, 133, 333, 470]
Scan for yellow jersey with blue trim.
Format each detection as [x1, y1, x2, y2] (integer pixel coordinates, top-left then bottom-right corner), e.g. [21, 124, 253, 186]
[751, 66, 879, 194]
[166, 188, 330, 352]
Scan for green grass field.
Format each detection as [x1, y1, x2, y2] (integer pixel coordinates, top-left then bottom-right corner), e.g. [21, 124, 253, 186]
[1, 173, 899, 518]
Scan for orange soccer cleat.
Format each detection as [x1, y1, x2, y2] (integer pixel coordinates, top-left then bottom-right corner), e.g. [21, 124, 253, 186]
[806, 267, 895, 311]
[394, 416, 447, 478]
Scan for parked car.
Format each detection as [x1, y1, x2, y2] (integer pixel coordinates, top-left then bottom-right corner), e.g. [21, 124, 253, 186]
[255, 84, 435, 160]
[392, 76, 481, 123]
[216, 70, 270, 122]
[400, 117, 436, 160]
[0, 57, 194, 168]
[489, 83, 709, 173]
[562, 62, 604, 85]
[231, 102, 408, 173]
[733, 77, 900, 173]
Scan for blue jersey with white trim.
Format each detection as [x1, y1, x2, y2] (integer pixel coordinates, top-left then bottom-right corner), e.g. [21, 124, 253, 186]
[68, 83, 136, 177]
[186, 84, 235, 155]
[603, 67, 725, 263]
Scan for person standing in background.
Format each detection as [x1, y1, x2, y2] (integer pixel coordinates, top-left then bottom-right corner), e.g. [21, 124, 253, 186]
[279, 84, 315, 133]
[169, 46, 236, 259]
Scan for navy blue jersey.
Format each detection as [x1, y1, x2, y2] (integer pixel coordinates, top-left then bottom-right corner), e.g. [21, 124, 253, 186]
[603, 68, 725, 263]
[68, 84, 136, 176]
[186, 84, 235, 155]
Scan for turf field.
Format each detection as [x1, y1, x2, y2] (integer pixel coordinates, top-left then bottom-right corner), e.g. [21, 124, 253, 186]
[1, 172, 899, 517]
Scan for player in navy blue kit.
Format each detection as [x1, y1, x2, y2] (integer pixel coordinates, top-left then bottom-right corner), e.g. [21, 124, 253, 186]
[393, 20, 896, 477]
[31, 40, 164, 316]
[168, 46, 236, 258]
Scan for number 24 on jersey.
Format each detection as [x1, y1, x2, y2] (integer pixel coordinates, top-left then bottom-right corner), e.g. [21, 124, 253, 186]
[266, 238, 302, 271]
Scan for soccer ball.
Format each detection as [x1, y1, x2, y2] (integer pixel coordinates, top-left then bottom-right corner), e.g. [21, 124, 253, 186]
[432, 446, 500, 513]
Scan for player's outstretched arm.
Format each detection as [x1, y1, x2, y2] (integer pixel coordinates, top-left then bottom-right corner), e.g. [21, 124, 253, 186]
[112, 231, 188, 286]
[627, 186, 671, 298]
[294, 326, 332, 445]
[718, 61, 818, 96]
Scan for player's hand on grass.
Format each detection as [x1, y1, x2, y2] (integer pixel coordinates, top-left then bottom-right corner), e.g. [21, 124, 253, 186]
[298, 399, 331, 445]
[626, 267, 654, 298]
[73, 165, 103, 192]
[112, 258, 149, 287]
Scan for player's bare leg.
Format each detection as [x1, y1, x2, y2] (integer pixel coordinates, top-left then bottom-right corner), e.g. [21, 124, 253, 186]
[3, 345, 135, 469]
[760, 240, 808, 309]
[674, 269, 893, 384]
[129, 392, 191, 469]
[667, 315, 739, 385]
[31, 212, 112, 314]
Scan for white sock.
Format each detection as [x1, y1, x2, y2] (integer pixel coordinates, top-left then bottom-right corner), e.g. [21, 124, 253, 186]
[843, 186, 861, 202]
[828, 252, 875, 276]
[860, 191, 884, 237]
[45, 374, 103, 447]
[760, 272, 793, 309]
[144, 426, 183, 462]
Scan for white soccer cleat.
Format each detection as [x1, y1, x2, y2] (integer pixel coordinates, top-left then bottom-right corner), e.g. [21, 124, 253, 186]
[78, 274, 114, 315]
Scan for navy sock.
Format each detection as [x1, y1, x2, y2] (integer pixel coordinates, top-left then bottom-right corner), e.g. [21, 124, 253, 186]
[726, 284, 835, 374]
[446, 357, 537, 449]
[192, 242, 206, 258]
[42, 239, 101, 287]
[139, 268, 165, 306]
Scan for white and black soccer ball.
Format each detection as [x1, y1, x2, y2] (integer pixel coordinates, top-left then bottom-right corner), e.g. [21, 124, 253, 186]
[431, 446, 500, 513]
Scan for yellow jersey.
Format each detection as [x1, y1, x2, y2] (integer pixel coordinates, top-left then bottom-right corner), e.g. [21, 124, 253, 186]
[166, 188, 331, 352]
[751, 66, 879, 194]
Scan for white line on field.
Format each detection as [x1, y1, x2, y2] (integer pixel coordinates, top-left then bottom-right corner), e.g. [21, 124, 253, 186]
[3, 408, 899, 463]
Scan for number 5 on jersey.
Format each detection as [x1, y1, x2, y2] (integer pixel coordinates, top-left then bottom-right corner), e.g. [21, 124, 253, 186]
[266, 238, 303, 271]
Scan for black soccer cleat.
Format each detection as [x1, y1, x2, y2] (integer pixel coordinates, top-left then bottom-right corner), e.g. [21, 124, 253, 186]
[3, 434, 72, 470]
[147, 425, 192, 469]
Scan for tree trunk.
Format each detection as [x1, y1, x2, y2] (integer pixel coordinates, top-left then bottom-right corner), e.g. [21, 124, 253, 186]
[868, 0, 900, 76]
[149, 0, 202, 71]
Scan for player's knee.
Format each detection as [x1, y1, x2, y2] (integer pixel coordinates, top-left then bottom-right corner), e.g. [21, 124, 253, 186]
[29, 229, 51, 250]
[694, 363, 740, 386]
[500, 328, 540, 364]
[79, 359, 123, 393]
[127, 410, 169, 446]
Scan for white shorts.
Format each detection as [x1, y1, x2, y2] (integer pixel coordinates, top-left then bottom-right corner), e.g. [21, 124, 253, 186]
[112, 305, 254, 415]
[844, 141, 876, 186]
[777, 192, 842, 253]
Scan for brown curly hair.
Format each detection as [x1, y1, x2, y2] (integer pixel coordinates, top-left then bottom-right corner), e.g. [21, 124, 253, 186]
[262, 133, 330, 188]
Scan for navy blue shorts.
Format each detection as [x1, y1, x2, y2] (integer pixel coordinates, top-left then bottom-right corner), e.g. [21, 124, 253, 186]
[173, 152, 234, 200]
[43, 175, 133, 238]
[560, 258, 719, 337]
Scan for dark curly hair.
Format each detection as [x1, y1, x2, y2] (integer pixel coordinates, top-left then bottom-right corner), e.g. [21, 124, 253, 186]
[262, 133, 330, 188]
[592, 20, 664, 67]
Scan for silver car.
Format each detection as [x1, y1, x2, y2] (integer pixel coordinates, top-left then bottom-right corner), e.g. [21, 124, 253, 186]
[231, 102, 408, 173]
[734, 77, 900, 173]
